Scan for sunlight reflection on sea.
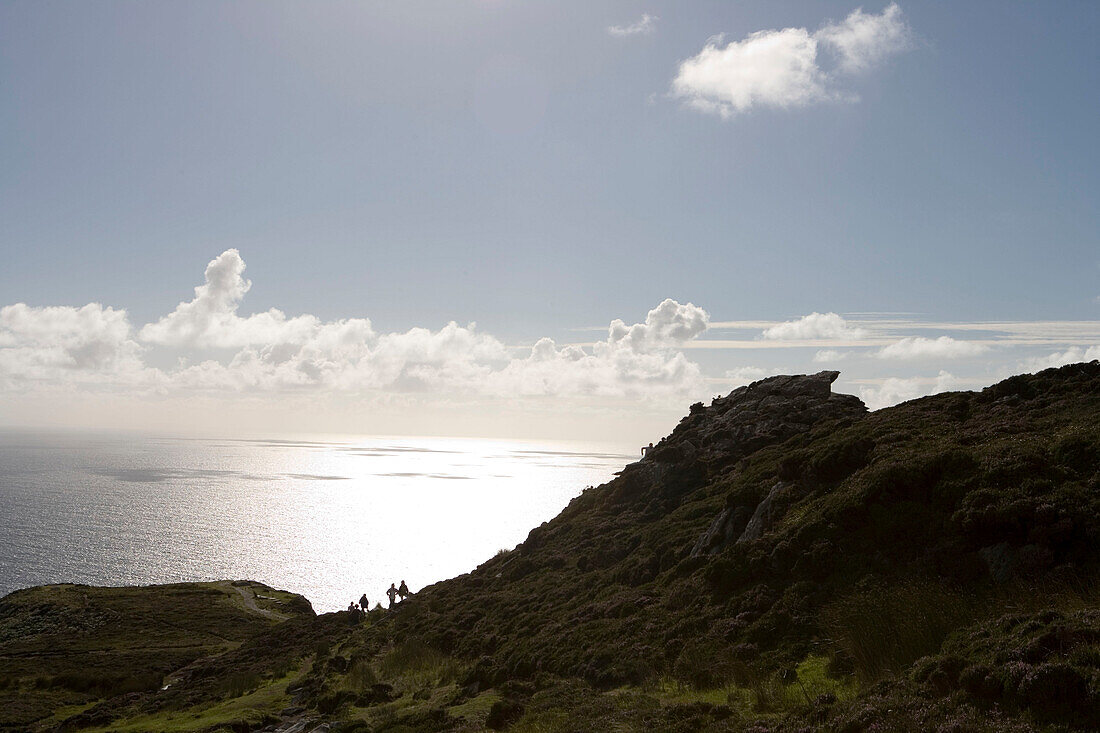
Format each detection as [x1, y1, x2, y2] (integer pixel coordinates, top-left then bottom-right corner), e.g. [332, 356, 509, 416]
[0, 432, 635, 612]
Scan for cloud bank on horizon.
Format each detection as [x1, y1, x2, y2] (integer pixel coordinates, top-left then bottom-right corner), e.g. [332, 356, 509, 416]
[1, 250, 712, 403]
[672, 3, 912, 117]
[2, 250, 1098, 435]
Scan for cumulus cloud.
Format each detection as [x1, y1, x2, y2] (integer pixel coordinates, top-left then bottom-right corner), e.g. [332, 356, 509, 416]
[0, 303, 150, 390]
[671, 3, 910, 117]
[876, 336, 988, 360]
[2, 250, 710, 404]
[140, 249, 342, 349]
[1020, 345, 1100, 372]
[859, 370, 960, 410]
[672, 27, 827, 117]
[608, 13, 658, 37]
[487, 299, 709, 399]
[762, 312, 869, 341]
[815, 3, 910, 73]
[607, 299, 709, 352]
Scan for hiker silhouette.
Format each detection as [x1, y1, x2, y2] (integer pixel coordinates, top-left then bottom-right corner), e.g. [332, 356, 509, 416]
[398, 580, 409, 601]
[386, 583, 397, 608]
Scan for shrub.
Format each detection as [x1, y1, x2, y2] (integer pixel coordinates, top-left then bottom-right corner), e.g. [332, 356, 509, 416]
[345, 658, 378, 692]
[671, 639, 744, 688]
[379, 638, 462, 688]
[218, 671, 262, 698]
[821, 580, 982, 684]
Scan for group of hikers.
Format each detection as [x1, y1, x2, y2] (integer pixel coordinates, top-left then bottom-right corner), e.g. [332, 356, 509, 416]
[346, 579, 410, 615]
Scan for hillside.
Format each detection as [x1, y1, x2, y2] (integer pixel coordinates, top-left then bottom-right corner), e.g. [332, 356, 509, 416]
[3, 362, 1099, 732]
[0, 581, 314, 731]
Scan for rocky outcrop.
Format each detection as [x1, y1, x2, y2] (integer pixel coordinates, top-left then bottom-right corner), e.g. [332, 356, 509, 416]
[648, 371, 865, 471]
[736, 480, 795, 544]
[689, 505, 751, 557]
[691, 479, 807, 556]
[609, 372, 864, 522]
[678, 373, 868, 555]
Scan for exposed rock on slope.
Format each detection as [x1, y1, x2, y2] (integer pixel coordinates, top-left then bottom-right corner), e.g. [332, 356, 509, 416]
[648, 370, 864, 469]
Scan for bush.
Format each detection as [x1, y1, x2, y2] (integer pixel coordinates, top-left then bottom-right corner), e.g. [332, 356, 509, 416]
[671, 639, 744, 688]
[486, 699, 525, 729]
[345, 658, 378, 692]
[40, 670, 164, 698]
[379, 638, 462, 687]
[218, 671, 261, 698]
[821, 580, 982, 684]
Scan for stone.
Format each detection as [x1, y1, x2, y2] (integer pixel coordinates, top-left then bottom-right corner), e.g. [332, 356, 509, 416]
[738, 481, 793, 544]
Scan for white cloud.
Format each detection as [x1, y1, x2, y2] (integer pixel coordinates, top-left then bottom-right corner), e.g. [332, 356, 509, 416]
[671, 27, 828, 117]
[2, 251, 710, 404]
[608, 13, 658, 37]
[1020, 345, 1100, 372]
[859, 370, 960, 410]
[140, 249, 340, 349]
[608, 298, 709, 352]
[0, 302, 152, 390]
[671, 4, 911, 117]
[489, 299, 709, 399]
[876, 336, 988, 360]
[762, 312, 869, 340]
[815, 3, 910, 73]
[813, 349, 847, 363]
[723, 365, 786, 388]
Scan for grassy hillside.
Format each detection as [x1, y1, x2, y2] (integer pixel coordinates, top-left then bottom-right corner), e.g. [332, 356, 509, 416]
[0, 580, 312, 731]
[3, 362, 1099, 732]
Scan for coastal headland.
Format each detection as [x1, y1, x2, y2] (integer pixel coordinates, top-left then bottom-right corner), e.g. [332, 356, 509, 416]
[3, 364, 1100, 732]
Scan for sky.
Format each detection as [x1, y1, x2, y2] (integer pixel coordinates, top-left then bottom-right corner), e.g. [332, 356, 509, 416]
[1, 1, 1098, 443]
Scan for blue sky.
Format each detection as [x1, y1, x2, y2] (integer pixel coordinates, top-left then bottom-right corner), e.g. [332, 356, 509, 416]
[1, 2, 1098, 441]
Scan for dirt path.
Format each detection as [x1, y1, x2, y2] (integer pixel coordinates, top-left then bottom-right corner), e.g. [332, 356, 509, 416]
[226, 583, 290, 621]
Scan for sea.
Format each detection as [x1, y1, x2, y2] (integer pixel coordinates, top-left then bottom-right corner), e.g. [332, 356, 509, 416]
[0, 430, 635, 612]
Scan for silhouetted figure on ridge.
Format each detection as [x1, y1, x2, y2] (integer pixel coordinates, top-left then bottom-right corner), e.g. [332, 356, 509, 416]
[641, 442, 654, 458]
[387, 583, 397, 608]
[359, 593, 369, 610]
[398, 580, 409, 601]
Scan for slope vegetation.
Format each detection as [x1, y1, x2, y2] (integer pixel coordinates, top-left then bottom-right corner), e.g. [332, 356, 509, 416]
[4, 363, 1100, 731]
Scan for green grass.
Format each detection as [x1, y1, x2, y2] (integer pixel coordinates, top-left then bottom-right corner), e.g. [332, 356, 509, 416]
[643, 654, 855, 717]
[80, 665, 301, 733]
[447, 689, 502, 720]
[0, 580, 314, 731]
[821, 579, 984, 684]
[377, 638, 464, 690]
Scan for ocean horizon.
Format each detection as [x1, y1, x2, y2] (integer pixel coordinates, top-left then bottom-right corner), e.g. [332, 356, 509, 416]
[0, 429, 636, 612]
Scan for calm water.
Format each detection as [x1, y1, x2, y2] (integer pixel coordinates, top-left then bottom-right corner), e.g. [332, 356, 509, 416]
[0, 431, 634, 612]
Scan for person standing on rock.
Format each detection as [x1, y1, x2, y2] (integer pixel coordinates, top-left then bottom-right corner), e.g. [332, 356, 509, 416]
[641, 442, 653, 458]
[397, 580, 409, 601]
[386, 583, 398, 608]
[359, 593, 369, 610]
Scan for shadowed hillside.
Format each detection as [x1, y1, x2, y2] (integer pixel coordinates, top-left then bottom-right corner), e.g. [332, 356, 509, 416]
[0, 581, 314, 731]
[4, 363, 1100, 732]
